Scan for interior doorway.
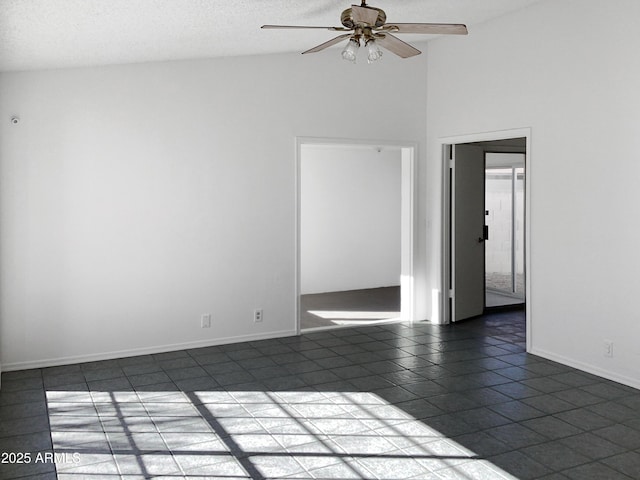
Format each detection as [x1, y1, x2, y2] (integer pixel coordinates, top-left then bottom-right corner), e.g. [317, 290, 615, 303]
[296, 138, 417, 333]
[441, 131, 531, 349]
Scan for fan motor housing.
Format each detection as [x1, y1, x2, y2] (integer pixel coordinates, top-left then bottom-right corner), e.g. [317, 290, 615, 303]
[341, 7, 386, 28]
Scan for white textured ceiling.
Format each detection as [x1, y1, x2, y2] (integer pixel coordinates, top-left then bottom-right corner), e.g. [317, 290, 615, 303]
[0, 0, 541, 72]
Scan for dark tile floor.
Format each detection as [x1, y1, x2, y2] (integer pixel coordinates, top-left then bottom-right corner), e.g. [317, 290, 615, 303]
[1, 309, 640, 479]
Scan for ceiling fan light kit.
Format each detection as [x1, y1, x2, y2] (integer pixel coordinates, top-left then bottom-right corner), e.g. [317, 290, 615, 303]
[341, 38, 360, 63]
[262, 1, 467, 64]
[365, 38, 383, 64]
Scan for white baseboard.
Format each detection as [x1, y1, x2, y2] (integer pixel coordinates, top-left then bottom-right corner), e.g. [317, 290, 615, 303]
[2, 329, 298, 372]
[530, 347, 640, 391]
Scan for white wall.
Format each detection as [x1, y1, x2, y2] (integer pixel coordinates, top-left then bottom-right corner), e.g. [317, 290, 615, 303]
[0, 51, 428, 369]
[426, 0, 640, 387]
[300, 144, 401, 294]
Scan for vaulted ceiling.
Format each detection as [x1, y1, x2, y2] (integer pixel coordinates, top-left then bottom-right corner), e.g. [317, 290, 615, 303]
[0, 0, 542, 72]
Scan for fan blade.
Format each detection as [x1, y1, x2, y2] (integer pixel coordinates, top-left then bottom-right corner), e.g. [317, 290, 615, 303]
[380, 23, 468, 35]
[302, 34, 352, 54]
[261, 25, 347, 31]
[375, 33, 421, 58]
[351, 5, 380, 26]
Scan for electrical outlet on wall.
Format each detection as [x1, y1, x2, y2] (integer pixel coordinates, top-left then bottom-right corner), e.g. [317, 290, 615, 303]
[254, 309, 263, 323]
[604, 339, 614, 358]
[201, 314, 211, 328]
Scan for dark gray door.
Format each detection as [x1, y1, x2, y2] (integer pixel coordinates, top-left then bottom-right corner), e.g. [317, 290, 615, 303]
[453, 144, 485, 321]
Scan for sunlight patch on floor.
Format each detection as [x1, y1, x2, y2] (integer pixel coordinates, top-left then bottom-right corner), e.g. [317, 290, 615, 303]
[47, 389, 518, 479]
[307, 310, 401, 326]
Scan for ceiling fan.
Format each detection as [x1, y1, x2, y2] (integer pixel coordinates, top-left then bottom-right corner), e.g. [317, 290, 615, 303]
[261, 1, 467, 63]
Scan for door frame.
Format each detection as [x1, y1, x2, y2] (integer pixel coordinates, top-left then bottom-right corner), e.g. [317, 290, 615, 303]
[295, 137, 418, 334]
[440, 128, 532, 351]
